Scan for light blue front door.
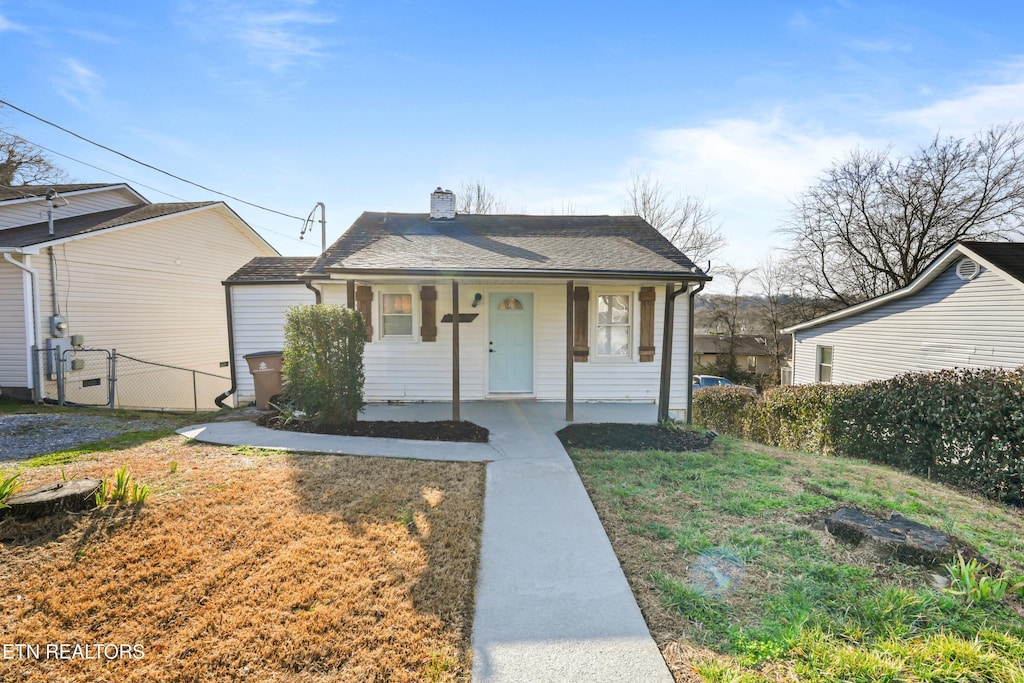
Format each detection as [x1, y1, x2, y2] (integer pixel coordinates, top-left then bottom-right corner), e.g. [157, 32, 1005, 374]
[488, 293, 533, 393]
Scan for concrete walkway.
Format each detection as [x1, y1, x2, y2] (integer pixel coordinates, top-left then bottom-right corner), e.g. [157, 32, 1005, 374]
[179, 401, 673, 683]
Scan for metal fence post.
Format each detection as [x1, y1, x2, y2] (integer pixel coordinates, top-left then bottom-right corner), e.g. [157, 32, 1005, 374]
[31, 347, 40, 404]
[108, 350, 117, 410]
[192, 370, 198, 413]
[57, 349, 66, 406]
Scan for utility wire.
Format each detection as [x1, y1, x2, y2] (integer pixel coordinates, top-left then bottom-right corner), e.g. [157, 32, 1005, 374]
[1, 98, 305, 221]
[12, 135, 317, 248]
[22, 136, 189, 201]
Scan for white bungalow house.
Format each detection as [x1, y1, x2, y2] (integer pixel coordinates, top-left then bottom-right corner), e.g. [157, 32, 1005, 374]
[783, 241, 1024, 385]
[0, 183, 278, 409]
[224, 188, 710, 421]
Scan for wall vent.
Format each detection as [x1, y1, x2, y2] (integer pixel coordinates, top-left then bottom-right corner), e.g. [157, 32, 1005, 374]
[956, 257, 980, 281]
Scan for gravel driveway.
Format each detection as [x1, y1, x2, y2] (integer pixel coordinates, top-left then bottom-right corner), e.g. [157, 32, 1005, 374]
[0, 413, 180, 463]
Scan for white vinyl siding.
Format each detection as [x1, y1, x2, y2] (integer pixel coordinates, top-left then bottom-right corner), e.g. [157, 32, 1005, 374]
[30, 207, 276, 408]
[0, 260, 31, 390]
[319, 281, 693, 417]
[793, 263, 1024, 385]
[230, 284, 316, 405]
[0, 187, 142, 230]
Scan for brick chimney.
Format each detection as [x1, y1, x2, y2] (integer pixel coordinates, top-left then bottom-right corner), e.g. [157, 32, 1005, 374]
[429, 187, 456, 220]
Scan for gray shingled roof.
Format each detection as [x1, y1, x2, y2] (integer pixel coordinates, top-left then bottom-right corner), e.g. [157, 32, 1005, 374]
[0, 184, 117, 202]
[694, 334, 792, 356]
[960, 241, 1024, 284]
[225, 257, 319, 283]
[305, 212, 708, 279]
[0, 202, 214, 249]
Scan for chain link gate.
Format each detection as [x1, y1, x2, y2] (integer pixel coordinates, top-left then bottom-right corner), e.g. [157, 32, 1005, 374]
[31, 348, 230, 412]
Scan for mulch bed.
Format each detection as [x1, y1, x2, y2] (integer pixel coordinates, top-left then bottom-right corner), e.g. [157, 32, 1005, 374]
[256, 413, 489, 443]
[557, 423, 714, 452]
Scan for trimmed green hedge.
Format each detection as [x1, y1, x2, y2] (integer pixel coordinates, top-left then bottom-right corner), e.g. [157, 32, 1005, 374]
[283, 304, 366, 428]
[693, 368, 1024, 506]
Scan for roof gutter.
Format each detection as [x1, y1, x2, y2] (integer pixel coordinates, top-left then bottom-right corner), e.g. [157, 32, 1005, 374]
[658, 280, 707, 424]
[686, 280, 707, 425]
[303, 278, 322, 304]
[215, 284, 237, 409]
[321, 267, 711, 282]
[3, 253, 43, 401]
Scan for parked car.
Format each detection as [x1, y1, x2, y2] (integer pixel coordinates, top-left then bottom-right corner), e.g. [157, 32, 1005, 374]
[692, 375, 756, 393]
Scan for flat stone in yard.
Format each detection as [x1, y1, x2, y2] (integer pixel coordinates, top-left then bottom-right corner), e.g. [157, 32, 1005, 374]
[0, 479, 102, 520]
[825, 507, 957, 567]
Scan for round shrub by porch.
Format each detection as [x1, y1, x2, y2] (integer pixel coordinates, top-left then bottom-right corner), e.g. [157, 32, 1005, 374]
[282, 304, 366, 428]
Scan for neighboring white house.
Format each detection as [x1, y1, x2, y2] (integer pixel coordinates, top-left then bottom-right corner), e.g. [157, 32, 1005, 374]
[223, 257, 318, 405]
[225, 188, 710, 421]
[0, 183, 278, 409]
[783, 241, 1024, 385]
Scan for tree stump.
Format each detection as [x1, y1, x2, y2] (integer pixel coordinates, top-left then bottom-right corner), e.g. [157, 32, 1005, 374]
[0, 479, 102, 520]
[825, 507, 964, 568]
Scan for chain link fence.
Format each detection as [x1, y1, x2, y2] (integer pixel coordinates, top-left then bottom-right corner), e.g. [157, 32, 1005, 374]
[32, 348, 230, 412]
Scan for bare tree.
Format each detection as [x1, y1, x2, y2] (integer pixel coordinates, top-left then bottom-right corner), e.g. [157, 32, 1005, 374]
[0, 131, 68, 186]
[782, 123, 1024, 306]
[698, 264, 756, 378]
[457, 179, 507, 214]
[750, 254, 808, 381]
[623, 169, 725, 265]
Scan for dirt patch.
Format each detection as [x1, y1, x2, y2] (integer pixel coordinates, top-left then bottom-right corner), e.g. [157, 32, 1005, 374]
[257, 413, 489, 443]
[0, 436, 485, 682]
[556, 423, 714, 452]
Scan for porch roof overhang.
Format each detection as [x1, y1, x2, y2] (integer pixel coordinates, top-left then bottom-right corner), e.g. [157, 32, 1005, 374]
[316, 266, 711, 283]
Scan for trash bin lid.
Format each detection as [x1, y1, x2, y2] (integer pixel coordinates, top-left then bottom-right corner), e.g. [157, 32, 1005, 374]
[243, 350, 283, 359]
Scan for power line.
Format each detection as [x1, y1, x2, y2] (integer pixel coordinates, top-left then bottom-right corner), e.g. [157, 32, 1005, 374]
[12, 135, 318, 248]
[20, 136, 189, 201]
[2, 135, 319, 249]
[1, 98, 305, 221]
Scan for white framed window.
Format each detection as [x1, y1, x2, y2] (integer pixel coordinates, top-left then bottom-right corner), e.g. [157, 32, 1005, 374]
[380, 292, 413, 338]
[595, 293, 632, 358]
[816, 345, 833, 383]
[747, 355, 757, 370]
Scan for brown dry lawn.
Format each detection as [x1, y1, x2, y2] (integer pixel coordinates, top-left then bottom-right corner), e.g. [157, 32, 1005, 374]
[0, 435, 485, 682]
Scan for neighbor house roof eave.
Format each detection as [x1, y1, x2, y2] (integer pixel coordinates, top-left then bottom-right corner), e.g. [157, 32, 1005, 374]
[781, 241, 1024, 334]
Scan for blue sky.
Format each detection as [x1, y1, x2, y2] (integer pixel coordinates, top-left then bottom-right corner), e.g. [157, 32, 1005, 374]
[2, 1, 1023, 290]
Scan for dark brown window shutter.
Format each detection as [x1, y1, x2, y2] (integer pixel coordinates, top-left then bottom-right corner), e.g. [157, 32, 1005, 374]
[639, 286, 656, 362]
[573, 286, 589, 362]
[420, 285, 437, 342]
[355, 285, 373, 341]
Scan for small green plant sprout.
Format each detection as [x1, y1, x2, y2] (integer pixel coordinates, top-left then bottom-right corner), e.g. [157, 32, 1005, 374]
[945, 552, 1011, 606]
[168, 460, 178, 474]
[95, 464, 150, 507]
[0, 472, 23, 509]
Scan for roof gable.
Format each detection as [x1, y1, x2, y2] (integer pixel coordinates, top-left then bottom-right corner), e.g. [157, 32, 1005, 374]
[0, 202, 212, 249]
[305, 212, 708, 280]
[0, 183, 146, 204]
[783, 241, 1024, 333]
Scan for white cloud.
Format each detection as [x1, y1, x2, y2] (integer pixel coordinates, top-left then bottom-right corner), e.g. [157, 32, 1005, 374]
[0, 12, 25, 31]
[622, 114, 873, 273]
[54, 58, 104, 107]
[886, 64, 1024, 136]
[178, 1, 335, 72]
[641, 114, 866, 206]
[845, 39, 911, 53]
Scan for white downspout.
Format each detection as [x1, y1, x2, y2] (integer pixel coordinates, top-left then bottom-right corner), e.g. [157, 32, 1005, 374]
[4, 253, 43, 401]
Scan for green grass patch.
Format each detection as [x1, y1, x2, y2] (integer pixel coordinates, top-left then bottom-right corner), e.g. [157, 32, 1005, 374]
[22, 429, 176, 468]
[568, 436, 1024, 682]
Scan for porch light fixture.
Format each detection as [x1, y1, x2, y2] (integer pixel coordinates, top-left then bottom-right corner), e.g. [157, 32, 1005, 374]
[472, 293, 482, 308]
